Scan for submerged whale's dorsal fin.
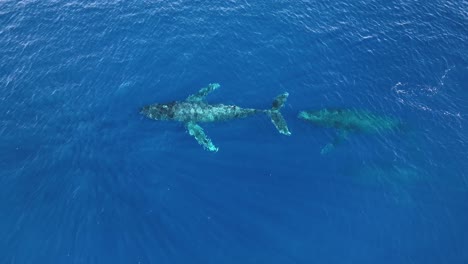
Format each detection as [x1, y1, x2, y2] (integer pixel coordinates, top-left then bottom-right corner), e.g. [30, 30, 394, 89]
[186, 83, 220, 102]
[186, 121, 219, 152]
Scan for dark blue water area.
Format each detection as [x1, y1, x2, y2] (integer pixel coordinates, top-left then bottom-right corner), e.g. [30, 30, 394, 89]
[1, 0, 468, 263]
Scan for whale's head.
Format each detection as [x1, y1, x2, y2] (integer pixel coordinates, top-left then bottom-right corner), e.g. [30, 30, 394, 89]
[298, 110, 324, 123]
[140, 102, 176, 120]
[298, 109, 342, 127]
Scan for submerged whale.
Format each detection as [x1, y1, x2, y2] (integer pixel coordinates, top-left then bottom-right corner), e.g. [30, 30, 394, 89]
[298, 108, 401, 153]
[141, 83, 291, 152]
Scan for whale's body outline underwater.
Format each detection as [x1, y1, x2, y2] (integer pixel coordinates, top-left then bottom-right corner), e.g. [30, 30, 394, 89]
[298, 108, 401, 154]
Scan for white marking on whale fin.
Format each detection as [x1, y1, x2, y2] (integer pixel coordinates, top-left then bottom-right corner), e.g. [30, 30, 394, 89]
[186, 83, 220, 102]
[186, 121, 219, 152]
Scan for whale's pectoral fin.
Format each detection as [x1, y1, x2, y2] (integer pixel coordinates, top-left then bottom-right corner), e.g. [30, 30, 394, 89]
[186, 83, 220, 102]
[186, 122, 219, 152]
[321, 143, 335, 155]
[320, 130, 349, 155]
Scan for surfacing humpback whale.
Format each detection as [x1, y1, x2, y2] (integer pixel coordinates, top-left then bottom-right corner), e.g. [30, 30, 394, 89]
[140, 83, 291, 152]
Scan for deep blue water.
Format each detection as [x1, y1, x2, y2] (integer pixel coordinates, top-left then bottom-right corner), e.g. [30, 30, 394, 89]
[1, 0, 468, 263]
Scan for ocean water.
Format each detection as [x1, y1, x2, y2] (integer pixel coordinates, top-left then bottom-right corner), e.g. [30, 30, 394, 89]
[1, 0, 467, 263]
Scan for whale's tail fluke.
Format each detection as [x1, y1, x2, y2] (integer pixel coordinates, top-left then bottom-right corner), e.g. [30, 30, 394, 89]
[268, 92, 291, 136]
